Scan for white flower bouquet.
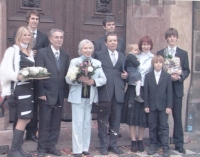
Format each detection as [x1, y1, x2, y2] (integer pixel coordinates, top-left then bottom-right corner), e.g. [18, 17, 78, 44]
[19, 67, 50, 82]
[163, 48, 182, 75]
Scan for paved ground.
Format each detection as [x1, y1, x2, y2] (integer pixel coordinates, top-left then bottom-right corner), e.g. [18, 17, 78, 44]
[0, 121, 200, 157]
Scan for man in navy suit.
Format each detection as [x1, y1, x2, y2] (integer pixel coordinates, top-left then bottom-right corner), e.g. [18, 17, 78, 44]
[157, 28, 190, 154]
[35, 29, 69, 157]
[94, 16, 125, 54]
[95, 32, 128, 155]
[144, 55, 173, 157]
[12, 10, 49, 142]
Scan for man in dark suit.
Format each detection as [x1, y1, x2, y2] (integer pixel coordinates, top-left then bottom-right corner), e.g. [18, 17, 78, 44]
[144, 55, 173, 157]
[35, 29, 69, 157]
[94, 32, 128, 155]
[157, 28, 190, 154]
[94, 16, 125, 54]
[12, 10, 49, 142]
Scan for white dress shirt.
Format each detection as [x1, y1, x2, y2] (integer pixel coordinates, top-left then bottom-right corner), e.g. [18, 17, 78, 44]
[167, 46, 177, 58]
[108, 49, 118, 63]
[154, 70, 162, 84]
[51, 45, 60, 57]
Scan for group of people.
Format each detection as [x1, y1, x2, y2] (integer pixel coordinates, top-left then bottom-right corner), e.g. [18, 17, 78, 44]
[0, 9, 190, 157]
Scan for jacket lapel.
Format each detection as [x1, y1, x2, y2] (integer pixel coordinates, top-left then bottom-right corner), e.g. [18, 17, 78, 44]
[157, 70, 164, 86]
[34, 30, 42, 48]
[47, 46, 58, 72]
[103, 49, 113, 67]
[150, 71, 157, 86]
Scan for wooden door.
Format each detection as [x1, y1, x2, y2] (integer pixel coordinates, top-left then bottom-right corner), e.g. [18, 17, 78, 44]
[7, 0, 127, 120]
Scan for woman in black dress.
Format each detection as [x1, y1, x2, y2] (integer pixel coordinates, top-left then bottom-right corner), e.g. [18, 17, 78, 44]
[0, 26, 34, 157]
[121, 36, 154, 153]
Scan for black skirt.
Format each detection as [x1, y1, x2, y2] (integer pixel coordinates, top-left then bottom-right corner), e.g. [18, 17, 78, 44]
[121, 85, 148, 128]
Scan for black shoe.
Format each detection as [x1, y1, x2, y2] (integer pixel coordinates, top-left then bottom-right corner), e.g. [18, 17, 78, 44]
[100, 148, 108, 155]
[137, 140, 144, 152]
[26, 135, 38, 142]
[108, 147, 124, 155]
[82, 151, 90, 155]
[175, 147, 186, 154]
[135, 95, 144, 103]
[131, 141, 137, 152]
[47, 147, 61, 156]
[162, 148, 170, 157]
[37, 151, 46, 157]
[147, 145, 157, 155]
[73, 154, 82, 157]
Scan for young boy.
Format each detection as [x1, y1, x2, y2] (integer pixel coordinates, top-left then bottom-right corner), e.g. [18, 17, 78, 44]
[157, 28, 190, 154]
[144, 55, 173, 157]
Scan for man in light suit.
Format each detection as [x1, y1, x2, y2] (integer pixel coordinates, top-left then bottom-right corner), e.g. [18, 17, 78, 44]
[157, 28, 190, 154]
[35, 29, 69, 157]
[94, 32, 128, 155]
[94, 16, 125, 54]
[12, 10, 49, 142]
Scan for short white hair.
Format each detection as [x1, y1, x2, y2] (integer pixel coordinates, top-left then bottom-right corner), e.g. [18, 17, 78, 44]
[49, 29, 64, 37]
[78, 39, 94, 56]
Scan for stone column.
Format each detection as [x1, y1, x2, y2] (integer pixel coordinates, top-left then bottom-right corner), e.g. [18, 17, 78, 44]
[0, 0, 9, 131]
[126, 0, 192, 136]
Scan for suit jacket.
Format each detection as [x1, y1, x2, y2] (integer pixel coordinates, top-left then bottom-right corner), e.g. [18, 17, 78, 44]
[95, 48, 126, 103]
[35, 46, 69, 106]
[157, 47, 190, 97]
[13, 30, 49, 50]
[144, 70, 173, 111]
[94, 35, 125, 54]
[65, 57, 107, 105]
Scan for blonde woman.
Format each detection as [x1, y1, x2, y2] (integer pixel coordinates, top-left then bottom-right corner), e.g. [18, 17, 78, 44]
[0, 26, 34, 157]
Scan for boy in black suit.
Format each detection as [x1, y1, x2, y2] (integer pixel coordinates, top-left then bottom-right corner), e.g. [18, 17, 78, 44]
[144, 55, 173, 157]
[157, 28, 190, 154]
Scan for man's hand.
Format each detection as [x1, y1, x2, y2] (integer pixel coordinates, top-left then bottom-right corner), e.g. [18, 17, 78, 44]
[144, 107, 150, 113]
[171, 73, 179, 81]
[84, 79, 94, 86]
[78, 76, 89, 82]
[38, 96, 47, 101]
[121, 70, 128, 79]
[166, 108, 171, 114]
[33, 50, 37, 57]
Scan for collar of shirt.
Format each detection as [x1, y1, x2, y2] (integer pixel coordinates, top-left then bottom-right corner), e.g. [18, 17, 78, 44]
[29, 28, 37, 38]
[108, 49, 118, 61]
[51, 45, 60, 56]
[168, 46, 177, 56]
[154, 70, 162, 76]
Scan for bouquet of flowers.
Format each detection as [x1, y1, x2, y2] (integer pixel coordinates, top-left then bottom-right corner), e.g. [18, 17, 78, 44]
[19, 67, 50, 82]
[66, 60, 100, 96]
[163, 48, 182, 75]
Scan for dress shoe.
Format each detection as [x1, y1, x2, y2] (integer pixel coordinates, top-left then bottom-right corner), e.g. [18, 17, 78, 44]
[175, 147, 186, 154]
[47, 147, 62, 156]
[147, 145, 157, 155]
[162, 148, 170, 157]
[26, 135, 38, 142]
[37, 151, 46, 157]
[73, 154, 82, 157]
[82, 151, 90, 155]
[135, 95, 144, 103]
[108, 147, 124, 155]
[100, 148, 108, 155]
[131, 141, 137, 152]
[137, 140, 144, 152]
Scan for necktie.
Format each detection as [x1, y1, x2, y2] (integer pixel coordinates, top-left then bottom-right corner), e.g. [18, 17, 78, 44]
[32, 32, 36, 48]
[111, 53, 116, 66]
[55, 52, 59, 60]
[170, 49, 175, 57]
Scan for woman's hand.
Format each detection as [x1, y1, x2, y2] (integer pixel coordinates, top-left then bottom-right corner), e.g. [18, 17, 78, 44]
[84, 79, 94, 86]
[78, 76, 89, 82]
[166, 108, 171, 114]
[17, 74, 23, 81]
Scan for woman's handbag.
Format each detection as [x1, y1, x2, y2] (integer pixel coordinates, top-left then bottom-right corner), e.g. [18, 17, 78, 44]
[91, 85, 111, 114]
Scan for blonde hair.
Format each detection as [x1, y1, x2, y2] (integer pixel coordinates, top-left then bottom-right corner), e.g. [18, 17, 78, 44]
[126, 44, 139, 55]
[15, 26, 33, 52]
[151, 55, 164, 66]
[78, 39, 94, 56]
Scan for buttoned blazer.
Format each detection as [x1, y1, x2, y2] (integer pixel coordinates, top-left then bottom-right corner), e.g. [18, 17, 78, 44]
[65, 57, 107, 105]
[144, 70, 173, 111]
[95, 48, 126, 103]
[94, 35, 125, 54]
[157, 47, 190, 97]
[35, 46, 69, 106]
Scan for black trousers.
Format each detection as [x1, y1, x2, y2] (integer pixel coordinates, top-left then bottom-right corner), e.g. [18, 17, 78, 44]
[97, 94, 123, 149]
[172, 94, 184, 148]
[37, 103, 62, 152]
[148, 109, 169, 149]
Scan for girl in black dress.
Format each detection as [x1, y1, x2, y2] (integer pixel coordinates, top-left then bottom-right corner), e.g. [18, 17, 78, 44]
[0, 26, 34, 157]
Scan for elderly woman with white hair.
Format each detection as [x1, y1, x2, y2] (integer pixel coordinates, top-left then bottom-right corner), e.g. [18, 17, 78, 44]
[66, 39, 107, 157]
